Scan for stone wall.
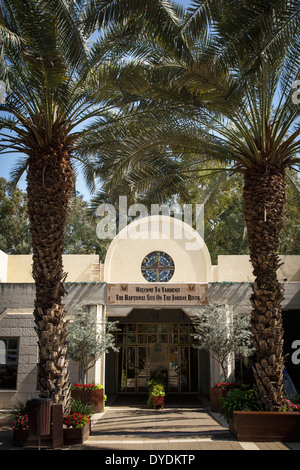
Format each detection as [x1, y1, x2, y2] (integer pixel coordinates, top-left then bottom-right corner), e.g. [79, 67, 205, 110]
[0, 310, 81, 409]
[0, 312, 39, 409]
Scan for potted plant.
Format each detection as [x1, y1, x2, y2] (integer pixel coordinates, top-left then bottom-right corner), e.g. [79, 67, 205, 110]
[67, 307, 119, 386]
[220, 387, 260, 423]
[70, 397, 96, 417]
[221, 389, 300, 441]
[191, 304, 254, 413]
[147, 379, 166, 409]
[71, 383, 105, 413]
[210, 382, 244, 412]
[12, 412, 30, 447]
[151, 384, 166, 409]
[63, 413, 91, 445]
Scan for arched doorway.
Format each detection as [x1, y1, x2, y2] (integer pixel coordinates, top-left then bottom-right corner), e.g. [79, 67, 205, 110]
[103, 215, 212, 397]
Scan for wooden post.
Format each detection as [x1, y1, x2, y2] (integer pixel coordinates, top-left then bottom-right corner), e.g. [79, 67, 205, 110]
[52, 403, 64, 449]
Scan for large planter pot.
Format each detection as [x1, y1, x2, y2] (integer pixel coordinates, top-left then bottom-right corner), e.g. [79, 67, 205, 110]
[13, 429, 29, 447]
[63, 421, 91, 445]
[210, 387, 227, 412]
[229, 411, 300, 442]
[152, 396, 164, 410]
[71, 388, 104, 413]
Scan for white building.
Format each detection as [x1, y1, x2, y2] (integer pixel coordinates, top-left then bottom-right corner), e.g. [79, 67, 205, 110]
[0, 215, 299, 409]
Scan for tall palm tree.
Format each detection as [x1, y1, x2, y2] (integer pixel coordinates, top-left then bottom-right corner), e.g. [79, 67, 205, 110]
[81, 0, 300, 411]
[0, 0, 145, 412]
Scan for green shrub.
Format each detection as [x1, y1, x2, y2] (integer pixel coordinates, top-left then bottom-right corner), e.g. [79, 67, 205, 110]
[70, 398, 95, 417]
[220, 388, 260, 422]
[9, 401, 27, 420]
[291, 394, 300, 405]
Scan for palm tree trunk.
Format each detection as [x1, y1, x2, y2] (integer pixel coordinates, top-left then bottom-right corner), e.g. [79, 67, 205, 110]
[26, 141, 73, 414]
[243, 164, 286, 411]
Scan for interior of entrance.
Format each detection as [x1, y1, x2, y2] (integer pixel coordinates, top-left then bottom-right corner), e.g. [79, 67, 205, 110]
[105, 309, 210, 396]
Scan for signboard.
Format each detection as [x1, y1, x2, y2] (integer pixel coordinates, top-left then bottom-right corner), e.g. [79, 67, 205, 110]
[107, 283, 208, 306]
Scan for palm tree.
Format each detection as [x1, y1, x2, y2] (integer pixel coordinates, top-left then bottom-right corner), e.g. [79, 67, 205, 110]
[81, 0, 300, 411]
[0, 0, 144, 412]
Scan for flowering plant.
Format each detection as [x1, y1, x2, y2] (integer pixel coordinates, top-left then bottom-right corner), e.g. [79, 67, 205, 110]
[279, 399, 299, 412]
[71, 383, 103, 391]
[12, 413, 29, 430]
[214, 382, 242, 390]
[63, 413, 90, 429]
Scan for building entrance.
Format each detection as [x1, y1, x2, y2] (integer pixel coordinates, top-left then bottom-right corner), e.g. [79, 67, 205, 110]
[116, 322, 199, 393]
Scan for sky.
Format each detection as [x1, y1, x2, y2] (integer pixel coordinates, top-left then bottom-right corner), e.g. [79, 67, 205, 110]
[0, 1, 193, 200]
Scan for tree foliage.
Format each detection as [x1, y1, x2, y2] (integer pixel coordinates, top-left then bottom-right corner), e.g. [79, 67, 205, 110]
[79, 0, 300, 411]
[64, 193, 110, 260]
[67, 307, 119, 384]
[0, 177, 31, 253]
[0, 178, 110, 259]
[191, 304, 254, 382]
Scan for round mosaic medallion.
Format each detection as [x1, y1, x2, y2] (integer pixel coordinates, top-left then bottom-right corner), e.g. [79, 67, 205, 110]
[141, 251, 175, 282]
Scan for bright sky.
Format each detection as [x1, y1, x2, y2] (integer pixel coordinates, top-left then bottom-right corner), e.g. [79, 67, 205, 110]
[0, 1, 193, 199]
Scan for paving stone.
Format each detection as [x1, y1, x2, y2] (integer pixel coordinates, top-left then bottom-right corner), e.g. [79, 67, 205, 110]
[1, 395, 298, 451]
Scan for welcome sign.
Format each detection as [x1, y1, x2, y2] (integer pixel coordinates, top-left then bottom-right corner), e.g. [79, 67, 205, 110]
[107, 283, 208, 306]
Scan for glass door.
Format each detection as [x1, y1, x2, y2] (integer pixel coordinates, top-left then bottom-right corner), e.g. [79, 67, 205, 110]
[126, 346, 136, 392]
[168, 346, 179, 392]
[118, 346, 150, 392]
[137, 346, 150, 392]
[117, 322, 198, 394]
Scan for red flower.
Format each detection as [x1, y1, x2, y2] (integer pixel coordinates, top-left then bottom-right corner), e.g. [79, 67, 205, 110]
[214, 382, 242, 390]
[63, 413, 90, 429]
[71, 383, 103, 390]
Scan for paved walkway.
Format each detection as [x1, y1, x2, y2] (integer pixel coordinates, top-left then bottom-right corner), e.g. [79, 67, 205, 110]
[70, 395, 299, 451]
[1, 395, 300, 451]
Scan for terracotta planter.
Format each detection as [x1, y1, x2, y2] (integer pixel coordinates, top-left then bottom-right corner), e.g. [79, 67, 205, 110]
[13, 429, 29, 447]
[229, 411, 300, 442]
[210, 387, 228, 412]
[63, 421, 91, 445]
[152, 396, 164, 410]
[71, 388, 104, 413]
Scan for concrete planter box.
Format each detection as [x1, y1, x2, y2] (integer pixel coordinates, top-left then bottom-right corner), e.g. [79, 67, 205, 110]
[63, 421, 91, 445]
[229, 411, 300, 442]
[71, 388, 104, 413]
[152, 396, 164, 410]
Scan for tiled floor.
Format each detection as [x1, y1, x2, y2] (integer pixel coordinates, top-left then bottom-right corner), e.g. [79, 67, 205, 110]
[2, 395, 299, 451]
[70, 395, 295, 451]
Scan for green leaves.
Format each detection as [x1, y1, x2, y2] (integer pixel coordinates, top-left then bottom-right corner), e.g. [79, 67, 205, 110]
[191, 304, 254, 382]
[220, 387, 260, 422]
[67, 307, 119, 382]
[82, 0, 188, 59]
[0, 0, 154, 163]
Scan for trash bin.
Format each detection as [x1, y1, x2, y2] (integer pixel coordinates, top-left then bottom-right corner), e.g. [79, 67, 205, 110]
[27, 398, 52, 437]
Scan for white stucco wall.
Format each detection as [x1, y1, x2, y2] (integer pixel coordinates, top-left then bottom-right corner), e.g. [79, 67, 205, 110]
[103, 215, 212, 283]
[0, 251, 8, 282]
[4, 254, 99, 283]
[217, 254, 300, 282]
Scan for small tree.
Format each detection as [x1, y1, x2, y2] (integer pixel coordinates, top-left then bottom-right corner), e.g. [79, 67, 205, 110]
[191, 304, 253, 382]
[68, 307, 119, 384]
